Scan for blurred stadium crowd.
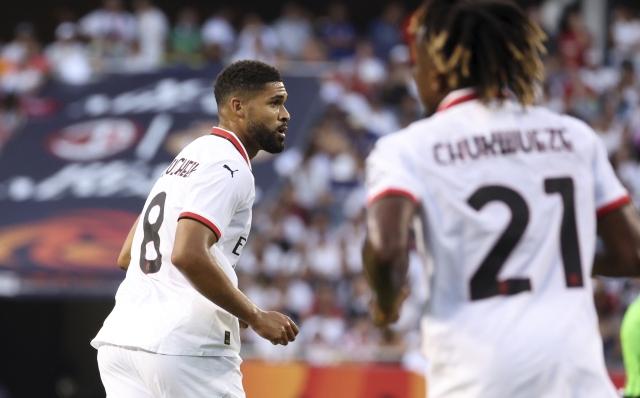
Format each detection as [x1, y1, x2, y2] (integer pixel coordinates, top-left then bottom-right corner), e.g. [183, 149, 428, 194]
[2, 0, 640, 369]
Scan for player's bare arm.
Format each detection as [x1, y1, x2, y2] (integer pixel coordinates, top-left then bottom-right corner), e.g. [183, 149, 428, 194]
[117, 216, 139, 271]
[362, 196, 414, 326]
[172, 218, 299, 345]
[593, 203, 640, 277]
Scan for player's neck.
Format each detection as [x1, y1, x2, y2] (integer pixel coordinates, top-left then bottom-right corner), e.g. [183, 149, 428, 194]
[217, 121, 260, 160]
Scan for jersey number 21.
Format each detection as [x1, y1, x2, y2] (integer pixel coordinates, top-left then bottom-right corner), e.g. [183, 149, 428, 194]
[467, 177, 583, 301]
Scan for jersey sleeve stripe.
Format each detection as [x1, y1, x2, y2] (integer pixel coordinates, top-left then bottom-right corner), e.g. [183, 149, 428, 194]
[178, 212, 222, 240]
[367, 189, 419, 206]
[596, 195, 632, 218]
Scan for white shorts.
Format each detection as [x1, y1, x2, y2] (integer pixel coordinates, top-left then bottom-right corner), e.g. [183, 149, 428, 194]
[97, 345, 245, 398]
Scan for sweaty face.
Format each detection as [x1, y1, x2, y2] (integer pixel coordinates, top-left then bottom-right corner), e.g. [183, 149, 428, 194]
[247, 82, 290, 154]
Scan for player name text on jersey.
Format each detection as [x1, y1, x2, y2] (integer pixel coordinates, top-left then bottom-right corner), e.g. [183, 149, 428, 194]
[434, 127, 573, 165]
[163, 157, 199, 178]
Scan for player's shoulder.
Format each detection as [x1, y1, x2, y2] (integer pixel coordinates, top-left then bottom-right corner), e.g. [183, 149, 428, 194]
[530, 105, 599, 145]
[557, 110, 596, 137]
[176, 136, 252, 182]
[183, 135, 250, 165]
[373, 117, 438, 152]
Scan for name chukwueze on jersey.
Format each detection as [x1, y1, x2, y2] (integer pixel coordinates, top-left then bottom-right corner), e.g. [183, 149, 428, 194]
[434, 127, 573, 165]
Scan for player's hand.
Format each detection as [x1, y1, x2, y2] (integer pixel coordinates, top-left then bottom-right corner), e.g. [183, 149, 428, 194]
[250, 310, 299, 346]
[239, 319, 249, 329]
[370, 285, 409, 327]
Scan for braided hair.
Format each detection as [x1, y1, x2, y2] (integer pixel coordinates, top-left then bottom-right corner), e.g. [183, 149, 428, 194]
[417, 0, 547, 105]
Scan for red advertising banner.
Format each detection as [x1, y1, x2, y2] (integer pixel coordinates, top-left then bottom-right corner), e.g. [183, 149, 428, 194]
[242, 361, 426, 398]
[241, 362, 627, 398]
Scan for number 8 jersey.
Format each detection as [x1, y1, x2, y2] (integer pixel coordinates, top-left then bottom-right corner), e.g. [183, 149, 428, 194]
[365, 89, 629, 397]
[92, 127, 255, 358]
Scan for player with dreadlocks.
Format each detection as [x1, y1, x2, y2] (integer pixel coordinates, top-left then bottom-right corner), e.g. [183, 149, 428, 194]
[363, 0, 640, 397]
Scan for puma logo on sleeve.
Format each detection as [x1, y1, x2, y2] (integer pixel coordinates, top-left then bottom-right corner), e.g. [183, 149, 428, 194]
[223, 164, 238, 177]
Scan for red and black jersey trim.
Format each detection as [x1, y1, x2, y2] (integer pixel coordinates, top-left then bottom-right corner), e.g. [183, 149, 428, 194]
[211, 127, 250, 167]
[436, 91, 479, 113]
[178, 212, 222, 240]
[596, 195, 632, 218]
[367, 188, 419, 206]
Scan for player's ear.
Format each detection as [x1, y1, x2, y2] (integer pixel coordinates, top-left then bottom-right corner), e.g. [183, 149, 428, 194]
[230, 97, 245, 119]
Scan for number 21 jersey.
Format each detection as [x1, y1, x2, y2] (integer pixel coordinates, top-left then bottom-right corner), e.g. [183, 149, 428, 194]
[92, 127, 255, 357]
[366, 89, 629, 397]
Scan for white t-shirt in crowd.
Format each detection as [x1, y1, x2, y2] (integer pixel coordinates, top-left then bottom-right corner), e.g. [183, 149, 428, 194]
[366, 88, 628, 397]
[79, 9, 137, 42]
[201, 16, 236, 56]
[136, 7, 169, 68]
[92, 127, 255, 358]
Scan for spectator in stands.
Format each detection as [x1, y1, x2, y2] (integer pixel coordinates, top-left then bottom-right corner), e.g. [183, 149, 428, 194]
[285, 276, 314, 321]
[557, 4, 591, 69]
[132, 0, 169, 70]
[318, 3, 357, 60]
[339, 209, 365, 277]
[579, 49, 620, 96]
[345, 275, 370, 318]
[272, 2, 313, 60]
[368, 3, 405, 60]
[340, 40, 387, 96]
[0, 27, 49, 96]
[79, 0, 137, 65]
[300, 282, 346, 347]
[231, 14, 279, 65]
[611, 6, 640, 67]
[169, 8, 203, 66]
[201, 8, 236, 64]
[306, 212, 344, 281]
[380, 45, 412, 101]
[1, 22, 37, 66]
[45, 23, 93, 85]
[342, 315, 379, 361]
[0, 94, 25, 153]
[615, 60, 640, 120]
[300, 38, 328, 63]
[591, 99, 625, 157]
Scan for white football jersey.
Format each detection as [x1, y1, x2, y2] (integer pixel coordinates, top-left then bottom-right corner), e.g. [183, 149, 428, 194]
[366, 89, 630, 397]
[92, 127, 255, 358]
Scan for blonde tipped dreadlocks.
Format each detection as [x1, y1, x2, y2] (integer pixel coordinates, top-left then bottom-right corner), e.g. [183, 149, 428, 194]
[418, 0, 547, 106]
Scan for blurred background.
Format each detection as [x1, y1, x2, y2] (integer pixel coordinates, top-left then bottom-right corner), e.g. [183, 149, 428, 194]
[0, 0, 640, 397]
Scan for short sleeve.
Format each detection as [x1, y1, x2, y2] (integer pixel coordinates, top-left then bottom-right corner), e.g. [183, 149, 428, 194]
[365, 136, 421, 206]
[592, 135, 631, 217]
[178, 159, 248, 239]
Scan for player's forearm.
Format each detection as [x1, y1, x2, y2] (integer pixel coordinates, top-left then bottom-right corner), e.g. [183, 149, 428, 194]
[594, 205, 640, 277]
[362, 238, 408, 312]
[117, 216, 139, 271]
[173, 252, 261, 324]
[592, 251, 640, 277]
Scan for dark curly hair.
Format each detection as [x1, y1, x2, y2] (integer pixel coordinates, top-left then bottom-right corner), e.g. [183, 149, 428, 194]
[214, 60, 283, 106]
[417, 0, 547, 106]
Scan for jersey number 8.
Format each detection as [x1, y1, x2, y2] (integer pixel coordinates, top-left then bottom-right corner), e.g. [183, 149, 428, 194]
[467, 177, 583, 301]
[139, 192, 167, 274]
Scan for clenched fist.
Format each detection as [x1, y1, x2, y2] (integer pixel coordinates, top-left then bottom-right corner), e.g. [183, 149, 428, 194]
[249, 310, 299, 345]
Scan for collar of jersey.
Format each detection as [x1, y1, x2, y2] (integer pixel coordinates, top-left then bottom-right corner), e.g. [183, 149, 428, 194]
[436, 88, 478, 113]
[210, 127, 251, 170]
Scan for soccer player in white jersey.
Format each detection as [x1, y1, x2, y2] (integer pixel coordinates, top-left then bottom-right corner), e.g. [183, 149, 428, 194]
[91, 60, 298, 397]
[363, 1, 640, 397]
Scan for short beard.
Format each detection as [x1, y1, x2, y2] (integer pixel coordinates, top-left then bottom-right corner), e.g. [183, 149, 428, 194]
[247, 115, 285, 154]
